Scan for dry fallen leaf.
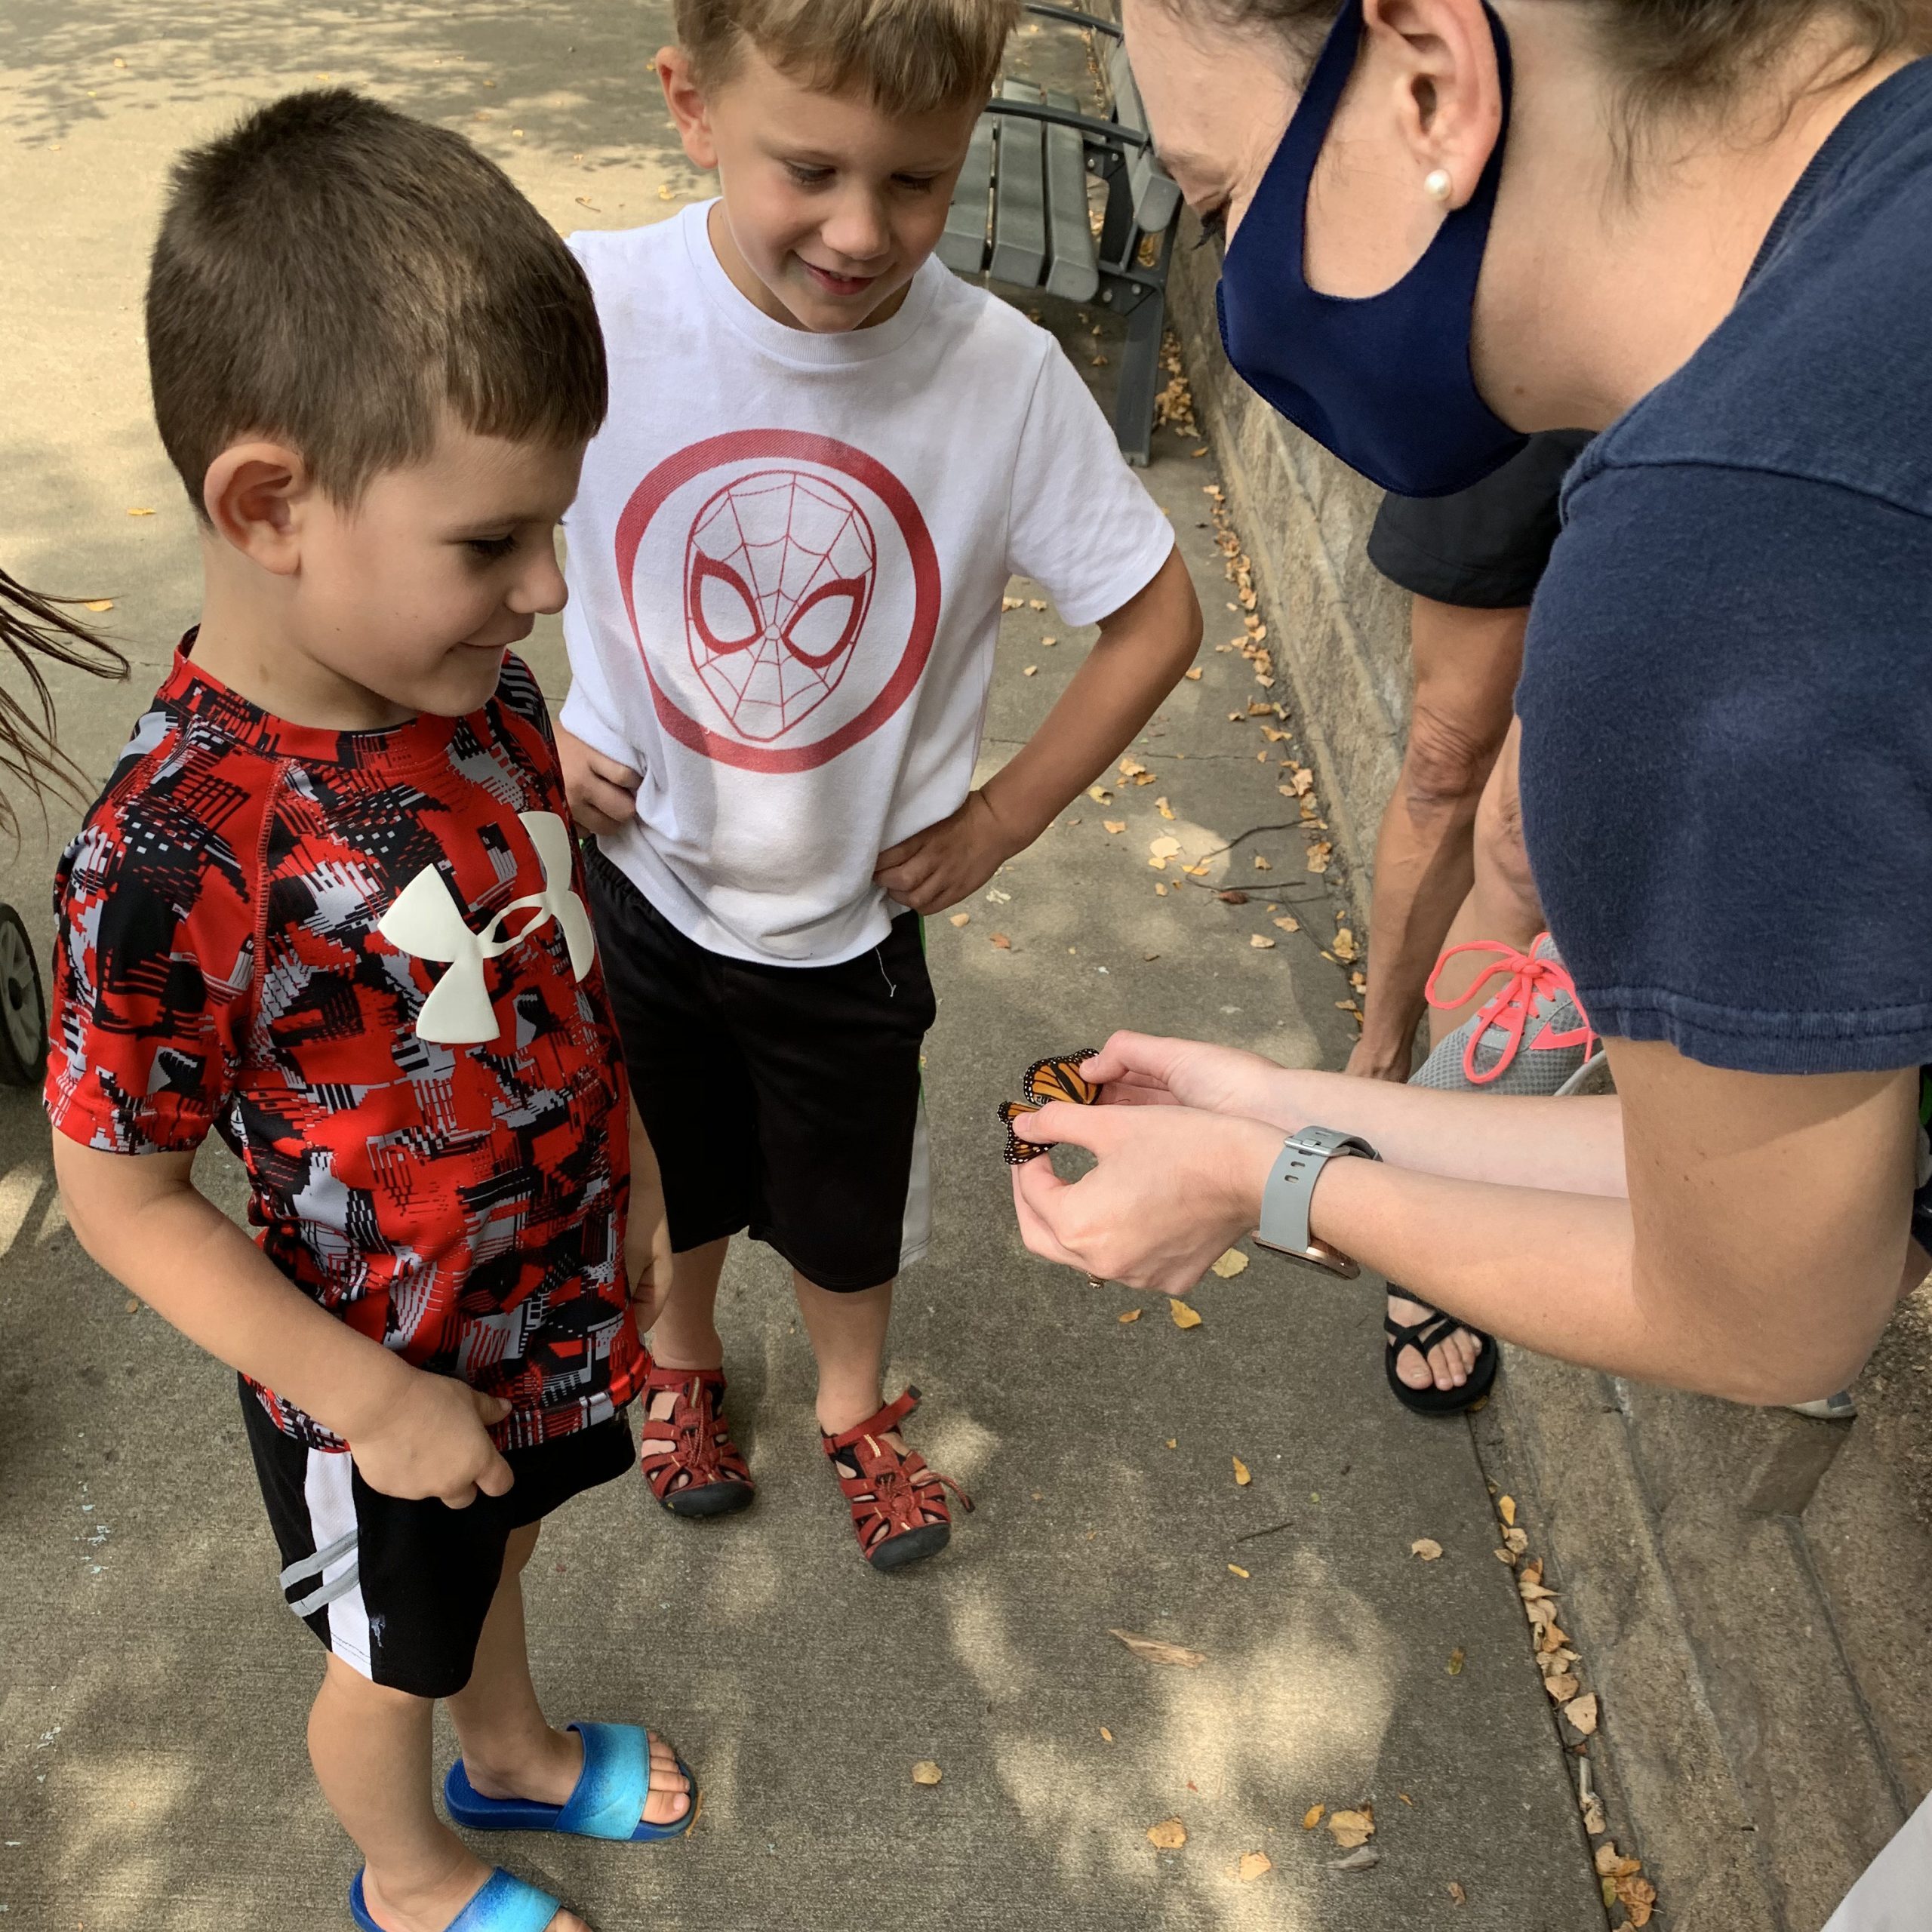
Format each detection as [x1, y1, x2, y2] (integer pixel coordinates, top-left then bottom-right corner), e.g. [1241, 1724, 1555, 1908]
[1303, 1805, 1325, 1830]
[1227, 1563, 1250, 1579]
[1331, 928, 1358, 963]
[1306, 841, 1334, 873]
[1218, 888, 1250, 904]
[1103, 819, 1127, 835]
[1232, 1456, 1253, 1486]
[1119, 756, 1149, 780]
[1041, 635, 1057, 648]
[1411, 1538, 1444, 1562]
[1543, 1672, 1581, 1703]
[1447, 1881, 1468, 1905]
[1564, 1693, 1600, 1737]
[1618, 1875, 1658, 1926]
[912, 1761, 943, 1786]
[989, 933, 1012, 950]
[1118, 1309, 1141, 1324]
[82, 599, 115, 613]
[1001, 596, 1025, 611]
[1029, 598, 1048, 611]
[1327, 1810, 1375, 1850]
[1250, 934, 1276, 949]
[1211, 1248, 1249, 1278]
[1171, 1300, 1204, 1331]
[1110, 1629, 1205, 1669]
[1503, 1526, 1529, 1555]
[1147, 1817, 1188, 1850]
[949, 912, 971, 928]
[126, 506, 155, 517]
[1499, 1494, 1518, 1528]
[1155, 795, 1177, 820]
[1272, 915, 1299, 934]
[1149, 835, 1183, 859]
[1237, 1851, 1272, 1882]
[1253, 854, 1272, 871]
[1447, 1647, 1466, 1675]
[1100, 1726, 1114, 1741]
[1088, 784, 1114, 803]
[1183, 667, 1203, 681]
[1022, 665, 1038, 677]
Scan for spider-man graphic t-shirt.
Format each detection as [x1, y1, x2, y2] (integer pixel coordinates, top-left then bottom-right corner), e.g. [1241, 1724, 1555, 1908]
[45, 645, 644, 1451]
[558, 201, 1178, 964]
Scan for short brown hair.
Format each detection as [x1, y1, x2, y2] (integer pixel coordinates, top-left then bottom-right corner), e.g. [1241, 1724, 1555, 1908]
[675, 0, 1020, 114]
[146, 90, 607, 512]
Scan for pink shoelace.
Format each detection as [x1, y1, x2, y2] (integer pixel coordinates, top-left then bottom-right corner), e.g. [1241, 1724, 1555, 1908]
[1422, 934, 1597, 1087]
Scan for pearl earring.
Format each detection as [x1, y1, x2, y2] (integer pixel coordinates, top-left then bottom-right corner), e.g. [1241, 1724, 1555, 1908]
[1424, 168, 1454, 204]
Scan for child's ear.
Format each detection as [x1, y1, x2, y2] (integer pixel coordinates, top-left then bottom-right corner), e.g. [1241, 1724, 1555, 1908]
[657, 46, 720, 171]
[202, 441, 309, 575]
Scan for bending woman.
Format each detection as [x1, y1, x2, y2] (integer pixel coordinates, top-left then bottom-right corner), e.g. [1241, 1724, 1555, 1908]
[1011, 0, 1932, 1407]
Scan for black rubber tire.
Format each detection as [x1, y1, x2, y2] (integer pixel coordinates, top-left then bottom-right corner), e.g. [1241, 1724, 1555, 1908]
[0, 905, 48, 1088]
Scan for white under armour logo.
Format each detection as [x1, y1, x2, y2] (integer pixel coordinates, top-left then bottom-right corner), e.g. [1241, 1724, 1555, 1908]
[378, 811, 594, 1044]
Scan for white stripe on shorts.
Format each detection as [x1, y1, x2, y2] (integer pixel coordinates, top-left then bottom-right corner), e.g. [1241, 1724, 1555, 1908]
[303, 1449, 374, 1678]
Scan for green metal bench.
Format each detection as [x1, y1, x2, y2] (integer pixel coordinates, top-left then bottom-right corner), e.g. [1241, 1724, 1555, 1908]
[938, 5, 1183, 466]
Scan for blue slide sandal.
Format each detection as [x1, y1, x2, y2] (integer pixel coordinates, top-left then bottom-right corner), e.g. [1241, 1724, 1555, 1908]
[445, 1721, 697, 1843]
[350, 1866, 560, 1932]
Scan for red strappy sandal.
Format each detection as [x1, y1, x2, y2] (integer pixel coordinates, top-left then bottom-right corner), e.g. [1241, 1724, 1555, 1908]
[636, 1357, 755, 1518]
[821, 1388, 972, 1572]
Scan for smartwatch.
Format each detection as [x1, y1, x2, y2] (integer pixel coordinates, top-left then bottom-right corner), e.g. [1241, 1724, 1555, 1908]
[1253, 1127, 1380, 1278]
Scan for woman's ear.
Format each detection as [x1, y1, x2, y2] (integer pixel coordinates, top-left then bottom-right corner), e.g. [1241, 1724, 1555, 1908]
[1363, 0, 1505, 210]
[656, 46, 719, 171]
[202, 441, 309, 576]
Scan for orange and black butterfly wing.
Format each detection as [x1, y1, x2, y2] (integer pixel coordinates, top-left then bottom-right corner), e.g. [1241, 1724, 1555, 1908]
[1024, 1049, 1101, 1108]
[997, 1098, 1048, 1165]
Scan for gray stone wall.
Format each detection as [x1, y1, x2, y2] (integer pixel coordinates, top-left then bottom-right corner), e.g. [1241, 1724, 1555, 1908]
[1167, 215, 1412, 917]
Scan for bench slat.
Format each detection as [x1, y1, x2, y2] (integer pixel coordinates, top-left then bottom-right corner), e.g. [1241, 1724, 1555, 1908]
[938, 113, 995, 275]
[1106, 43, 1183, 235]
[1042, 88, 1100, 303]
[989, 79, 1049, 288]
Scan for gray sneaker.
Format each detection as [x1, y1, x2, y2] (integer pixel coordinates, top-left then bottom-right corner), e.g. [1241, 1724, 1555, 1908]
[1410, 934, 1598, 1096]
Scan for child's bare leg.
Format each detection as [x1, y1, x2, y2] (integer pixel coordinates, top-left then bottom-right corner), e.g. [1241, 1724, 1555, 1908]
[308, 1656, 579, 1932]
[792, 1272, 893, 1435]
[446, 1522, 691, 1829]
[644, 1235, 730, 1371]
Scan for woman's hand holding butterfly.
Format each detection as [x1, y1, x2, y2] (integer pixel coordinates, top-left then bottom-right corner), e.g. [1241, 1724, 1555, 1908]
[1009, 1100, 1283, 1294]
[1081, 1029, 1309, 1127]
[558, 724, 643, 838]
[874, 789, 1020, 913]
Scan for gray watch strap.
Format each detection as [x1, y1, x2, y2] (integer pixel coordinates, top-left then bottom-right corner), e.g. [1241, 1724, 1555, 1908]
[1254, 1127, 1380, 1276]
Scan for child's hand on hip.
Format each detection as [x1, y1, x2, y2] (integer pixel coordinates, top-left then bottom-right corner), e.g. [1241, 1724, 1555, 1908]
[346, 1371, 515, 1508]
[874, 790, 1018, 913]
[558, 724, 641, 837]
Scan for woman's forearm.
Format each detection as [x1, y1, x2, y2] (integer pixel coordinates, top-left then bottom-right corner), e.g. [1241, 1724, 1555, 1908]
[1246, 1068, 1629, 1196]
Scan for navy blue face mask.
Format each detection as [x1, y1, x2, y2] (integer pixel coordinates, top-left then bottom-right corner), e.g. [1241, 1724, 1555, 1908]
[1216, 1, 1527, 498]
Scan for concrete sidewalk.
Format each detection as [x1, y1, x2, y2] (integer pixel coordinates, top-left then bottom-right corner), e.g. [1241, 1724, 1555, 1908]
[0, 8, 1606, 1927]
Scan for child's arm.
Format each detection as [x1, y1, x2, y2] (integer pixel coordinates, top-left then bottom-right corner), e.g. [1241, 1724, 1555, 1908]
[625, 1099, 673, 1334]
[875, 546, 1202, 913]
[54, 1138, 515, 1506]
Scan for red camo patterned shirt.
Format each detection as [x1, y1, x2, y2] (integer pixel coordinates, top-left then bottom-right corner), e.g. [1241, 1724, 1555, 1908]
[46, 642, 645, 1450]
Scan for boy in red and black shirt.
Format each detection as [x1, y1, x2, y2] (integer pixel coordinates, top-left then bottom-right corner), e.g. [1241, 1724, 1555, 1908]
[48, 93, 693, 1932]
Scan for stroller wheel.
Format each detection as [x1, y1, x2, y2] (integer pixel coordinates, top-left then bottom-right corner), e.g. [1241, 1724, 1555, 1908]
[0, 905, 48, 1088]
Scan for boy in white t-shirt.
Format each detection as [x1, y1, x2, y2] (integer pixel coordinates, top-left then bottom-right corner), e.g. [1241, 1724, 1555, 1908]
[558, 0, 1201, 1570]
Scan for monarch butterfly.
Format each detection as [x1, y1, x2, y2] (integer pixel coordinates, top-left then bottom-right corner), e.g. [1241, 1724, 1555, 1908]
[996, 1049, 1101, 1164]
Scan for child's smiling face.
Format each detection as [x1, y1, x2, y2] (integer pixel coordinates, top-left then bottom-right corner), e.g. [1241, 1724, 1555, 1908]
[660, 42, 982, 334]
[198, 417, 586, 731]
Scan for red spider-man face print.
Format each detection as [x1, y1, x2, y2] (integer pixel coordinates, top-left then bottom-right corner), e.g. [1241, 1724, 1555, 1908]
[613, 430, 940, 774]
[683, 470, 878, 741]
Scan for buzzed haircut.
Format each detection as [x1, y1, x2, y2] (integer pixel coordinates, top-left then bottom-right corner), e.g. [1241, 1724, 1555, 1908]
[676, 0, 1019, 115]
[146, 89, 606, 512]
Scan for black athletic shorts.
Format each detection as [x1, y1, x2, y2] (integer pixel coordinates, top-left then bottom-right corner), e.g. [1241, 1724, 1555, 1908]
[243, 1384, 632, 1700]
[586, 847, 936, 1292]
[1367, 429, 1595, 609]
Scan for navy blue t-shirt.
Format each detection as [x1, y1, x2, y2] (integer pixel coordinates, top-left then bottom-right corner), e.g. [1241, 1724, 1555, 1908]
[1518, 59, 1932, 1076]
